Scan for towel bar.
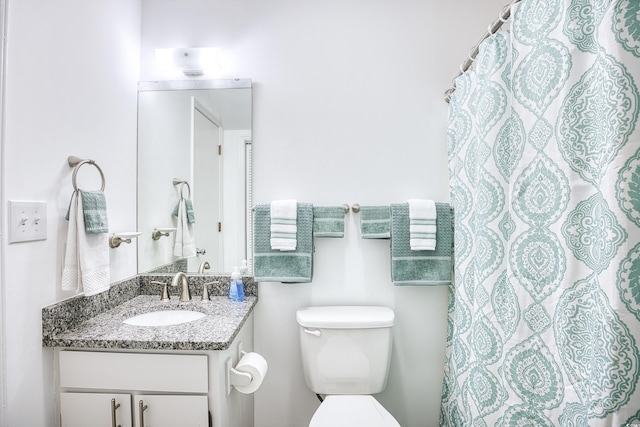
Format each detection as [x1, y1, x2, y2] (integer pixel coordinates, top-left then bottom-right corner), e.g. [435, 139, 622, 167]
[68, 155, 105, 192]
[351, 203, 454, 213]
[252, 203, 351, 213]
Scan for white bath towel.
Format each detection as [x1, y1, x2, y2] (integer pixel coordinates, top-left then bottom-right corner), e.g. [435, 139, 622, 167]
[270, 199, 297, 251]
[408, 199, 437, 251]
[61, 191, 110, 296]
[173, 199, 197, 258]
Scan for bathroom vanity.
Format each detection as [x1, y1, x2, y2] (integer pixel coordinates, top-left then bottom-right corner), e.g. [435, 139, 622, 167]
[42, 274, 257, 427]
[58, 351, 210, 427]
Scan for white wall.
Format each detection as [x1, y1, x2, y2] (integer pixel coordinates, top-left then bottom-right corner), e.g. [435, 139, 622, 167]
[0, 1, 7, 424]
[141, 1, 505, 425]
[0, 0, 508, 425]
[2, 1, 140, 425]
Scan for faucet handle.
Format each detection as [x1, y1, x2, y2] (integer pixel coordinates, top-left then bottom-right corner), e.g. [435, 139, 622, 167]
[150, 280, 170, 301]
[198, 261, 211, 274]
[202, 281, 219, 302]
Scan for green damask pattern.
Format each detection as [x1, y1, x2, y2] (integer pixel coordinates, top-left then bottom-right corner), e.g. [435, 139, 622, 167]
[491, 271, 520, 340]
[513, 0, 562, 45]
[503, 335, 564, 408]
[557, 53, 639, 186]
[442, 0, 640, 424]
[513, 41, 572, 116]
[617, 242, 640, 320]
[614, 0, 640, 58]
[564, 0, 611, 53]
[512, 153, 570, 226]
[494, 114, 525, 180]
[510, 229, 566, 301]
[562, 192, 627, 272]
[555, 275, 639, 416]
[616, 147, 640, 227]
[497, 405, 555, 427]
[522, 303, 551, 334]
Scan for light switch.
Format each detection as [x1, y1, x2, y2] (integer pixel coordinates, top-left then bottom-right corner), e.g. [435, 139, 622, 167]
[8, 200, 47, 243]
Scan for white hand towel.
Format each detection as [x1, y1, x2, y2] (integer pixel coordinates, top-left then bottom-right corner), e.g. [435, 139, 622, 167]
[408, 199, 437, 251]
[61, 193, 80, 292]
[270, 199, 297, 251]
[174, 199, 197, 258]
[61, 191, 110, 296]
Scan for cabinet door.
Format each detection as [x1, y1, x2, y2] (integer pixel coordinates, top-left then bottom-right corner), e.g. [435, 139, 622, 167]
[134, 394, 208, 427]
[60, 392, 132, 427]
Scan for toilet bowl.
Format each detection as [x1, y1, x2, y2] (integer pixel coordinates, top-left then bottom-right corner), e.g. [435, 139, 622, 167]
[310, 395, 400, 427]
[296, 306, 400, 426]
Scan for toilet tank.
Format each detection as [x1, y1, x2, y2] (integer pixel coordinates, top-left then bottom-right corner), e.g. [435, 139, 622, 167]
[296, 306, 394, 395]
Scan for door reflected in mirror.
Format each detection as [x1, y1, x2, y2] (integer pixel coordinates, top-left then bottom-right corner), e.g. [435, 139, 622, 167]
[137, 79, 252, 274]
[192, 99, 222, 271]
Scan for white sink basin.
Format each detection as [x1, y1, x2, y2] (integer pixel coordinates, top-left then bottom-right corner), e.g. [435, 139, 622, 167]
[123, 310, 206, 327]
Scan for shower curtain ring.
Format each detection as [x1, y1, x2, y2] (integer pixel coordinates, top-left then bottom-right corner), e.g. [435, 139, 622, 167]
[505, 1, 518, 21]
[499, 4, 511, 23]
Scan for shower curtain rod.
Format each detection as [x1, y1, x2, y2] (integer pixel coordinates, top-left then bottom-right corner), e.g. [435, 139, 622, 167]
[443, 0, 521, 103]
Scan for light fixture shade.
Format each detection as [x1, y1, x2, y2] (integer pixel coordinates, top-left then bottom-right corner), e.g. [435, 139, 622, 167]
[155, 47, 222, 76]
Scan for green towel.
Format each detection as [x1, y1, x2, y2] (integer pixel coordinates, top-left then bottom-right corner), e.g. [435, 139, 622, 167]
[253, 203, 314, 283]
[313, 206, 345, 238]
[390, 202, 452, 285]
[360, 206, 391, 238]
[172, 199, 196, 223]
[65, 190, 109, 234]
[81, 190, 109, 234]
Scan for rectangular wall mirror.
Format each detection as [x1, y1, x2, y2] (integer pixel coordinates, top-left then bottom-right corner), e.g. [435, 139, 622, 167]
[137, 79, 252, 274]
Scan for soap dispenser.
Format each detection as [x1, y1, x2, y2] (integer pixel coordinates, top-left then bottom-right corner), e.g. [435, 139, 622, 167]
[229, 266, 245, 302]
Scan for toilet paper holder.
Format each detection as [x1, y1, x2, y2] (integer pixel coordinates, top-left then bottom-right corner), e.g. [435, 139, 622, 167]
[226, 349, 251, 395]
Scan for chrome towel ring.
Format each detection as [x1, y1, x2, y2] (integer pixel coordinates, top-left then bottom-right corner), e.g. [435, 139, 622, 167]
[68, 155, 106, 192]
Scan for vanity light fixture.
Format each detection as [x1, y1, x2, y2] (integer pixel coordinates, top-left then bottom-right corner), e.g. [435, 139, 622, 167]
[155, 47, 222, 77]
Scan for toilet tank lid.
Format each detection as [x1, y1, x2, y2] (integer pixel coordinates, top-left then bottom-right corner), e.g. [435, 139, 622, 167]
[296, 306, 394, 329]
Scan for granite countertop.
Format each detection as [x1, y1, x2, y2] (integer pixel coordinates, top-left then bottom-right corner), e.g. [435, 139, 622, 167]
[42, 273, 258, 351]
[48, 295, 257, 351]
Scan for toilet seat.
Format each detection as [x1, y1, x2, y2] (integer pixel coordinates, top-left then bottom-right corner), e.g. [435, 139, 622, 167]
[309, 395, 400, 427]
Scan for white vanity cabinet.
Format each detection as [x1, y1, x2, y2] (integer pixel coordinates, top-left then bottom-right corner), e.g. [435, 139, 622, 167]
[134, 394, 208, 427]
[58, 351, 209, 427]
[60, 392, 132, 427]
[52, 312, 256, 427]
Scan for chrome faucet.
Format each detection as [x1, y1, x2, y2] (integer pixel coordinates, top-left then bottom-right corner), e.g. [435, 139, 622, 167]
[171, 272, 191, 302]
[198, 261, 210, 274]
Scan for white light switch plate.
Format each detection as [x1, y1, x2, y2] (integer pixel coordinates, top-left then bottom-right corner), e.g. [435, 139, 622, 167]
[8, 200, 47, 243]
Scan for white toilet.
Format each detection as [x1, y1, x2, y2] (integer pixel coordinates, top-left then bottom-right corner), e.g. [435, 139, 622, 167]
[296, 306, 400, 427]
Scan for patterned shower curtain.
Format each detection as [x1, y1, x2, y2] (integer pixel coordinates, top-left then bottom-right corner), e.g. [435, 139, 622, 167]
[441, 0, 640, 424]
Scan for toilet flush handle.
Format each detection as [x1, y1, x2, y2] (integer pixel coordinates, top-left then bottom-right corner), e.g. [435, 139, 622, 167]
[303, 328, 321, 337]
